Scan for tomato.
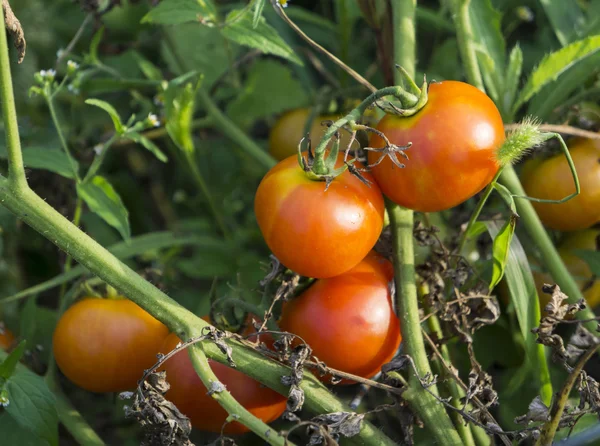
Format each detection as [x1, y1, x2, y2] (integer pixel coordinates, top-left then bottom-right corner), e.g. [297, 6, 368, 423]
[159, 329, 287, 434]
[0, 323, 15, 350]
[53, 297, 169, 393]
[534, 229, 600, 309]
[521, 138, 600, 231]
[268, 108, 357, 161]
[255, 154, 385, 278]
[368, 81, 504, 212]
[278, 252, 401, 382]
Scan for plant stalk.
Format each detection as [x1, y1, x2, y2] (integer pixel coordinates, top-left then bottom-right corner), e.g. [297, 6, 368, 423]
[449, 0, 485, 91]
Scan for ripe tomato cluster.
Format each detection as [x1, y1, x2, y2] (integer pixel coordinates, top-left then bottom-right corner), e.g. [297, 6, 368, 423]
[256, 80, 506, 384]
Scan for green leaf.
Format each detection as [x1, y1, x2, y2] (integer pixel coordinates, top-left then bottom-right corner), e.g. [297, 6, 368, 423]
[85, 99, 125, 134]
[252, 0, 266, 28]
[477, 49, 502, 104]
[488, 216, 517, 291]
[164, 75, 202, 154]
[0, 341, 26, 380]
[4, 370, 58, 446]
[226, 60, 309, 130]
[77, 176, 130, 240]
[502, 45, 523, 119]
[493, 182, 517, 214]
[125, 132, 168, 162]
[1, 232, 225, 303]
[131, 51, 163, 81]
[539, 0, 587, 46]
[221, 9, 303, 66]
[161, 24, 229, 88]
[0, 412, 46, 446]
[486, 222, 551, 403]
[141, 0, 217, 25]
[88, 26, 104, 64]
[515, 35, 600, 112]
[0, 146, 79, 179]
[573, 250, 600, 277]
[466, 221, 487, 238]
[469, 0, 505, 73]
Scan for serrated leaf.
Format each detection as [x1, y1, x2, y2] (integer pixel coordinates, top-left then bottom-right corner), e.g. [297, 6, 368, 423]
[125, 132, 168, 162]
[515, 35, 600, 112]
[539, 0, 587, 46]
[141, 0, 217, 25]
[77, 176, 130, 240]
[477, 49, 502, 104]
[221, 9, 302, 66]
[488, 216, 517, 291]
[85, 99, 125, 134]
[226, 60, 309, 130]
[131, 51, 163, 81]
[502, 45, 523, 119]
[573, 250, 600, 277]
[5, 371, 58, 446]
[469, 0, 505, 73]
[0, 341, 26, 380]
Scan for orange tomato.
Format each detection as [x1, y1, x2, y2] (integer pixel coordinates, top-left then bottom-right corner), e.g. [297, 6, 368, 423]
[159, 330, 286, 434]
[268, 108, 357, 161]
[521, 138, 600, 231]
[53, 297, 169, 393]
[254, 154, 385, 278]
[368, 81, 504, 212]
[0, 323, 15, 350]
[278, 252, 401, 383]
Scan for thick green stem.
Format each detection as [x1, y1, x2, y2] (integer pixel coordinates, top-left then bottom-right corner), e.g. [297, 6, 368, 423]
[450, 0, 485, 91]
[0, 6, 26, 189]
[500, 168, 597, 330]
[188, 345, 289, 445]
[393, 0, 416, 79]
[388, 202, 462, 445]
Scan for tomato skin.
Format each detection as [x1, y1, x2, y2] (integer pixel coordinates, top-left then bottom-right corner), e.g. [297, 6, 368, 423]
[368, 81, 504, 212]
[0, 323, 15, 350]
[159, 332, 287, 434]
[53, 298, 169, 393]
[255, 154, 385, 278]
[534, 229, 600, 309]
[278, 252, 401, 382]
[268, 108, 356, 161]
[521, 138, 600, 231]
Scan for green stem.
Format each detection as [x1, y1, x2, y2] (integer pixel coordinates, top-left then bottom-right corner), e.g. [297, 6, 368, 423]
[450, 0, 485, 91]
[457, 169, 502, 254]
[83, 134, 118, 183]
[534, 345, 600, 446]
[45, 86, 81, 183]
[393, 0, 416, 80]
[500, 167, 597, 331]
[0, 6, 26, 189]
[387, 202, 462, 445]
[188, 344, 289, 445]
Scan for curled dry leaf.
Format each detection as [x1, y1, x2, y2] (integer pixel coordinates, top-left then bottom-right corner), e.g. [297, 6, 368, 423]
[514, 396, 550, 425]
[2, 0, 25, 63]
[124, 372, 193, 446]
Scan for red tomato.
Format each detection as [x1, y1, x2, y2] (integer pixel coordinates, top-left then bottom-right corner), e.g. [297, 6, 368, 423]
[521, 138, 600, 231]
[159, 330, 287, 434]
[53, 297, 169, 393]
[255, 154, 385, 278]
[368, 81, 504, 212]
[0, 323, 15, 350]
[278, 252, 401, 382]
